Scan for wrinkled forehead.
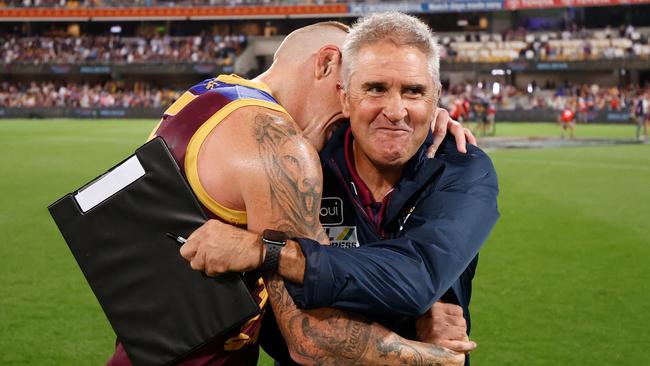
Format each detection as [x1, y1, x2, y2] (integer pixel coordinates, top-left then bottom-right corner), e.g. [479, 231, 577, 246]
[352, 43, 433, 82]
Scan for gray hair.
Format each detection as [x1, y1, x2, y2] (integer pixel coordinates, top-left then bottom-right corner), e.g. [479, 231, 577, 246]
[341, 12, 440, 92]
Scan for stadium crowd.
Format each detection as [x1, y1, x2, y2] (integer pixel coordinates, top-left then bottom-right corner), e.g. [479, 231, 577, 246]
[2, 27, 647, 66]
[1, 34, 247, 64]
[3, 79, 648, 118]
[0, 81, 181, 108]
[0, 0, 348, 7]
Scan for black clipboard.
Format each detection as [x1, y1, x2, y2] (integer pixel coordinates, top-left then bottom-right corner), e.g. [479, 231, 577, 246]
[48, 137, 259, 366]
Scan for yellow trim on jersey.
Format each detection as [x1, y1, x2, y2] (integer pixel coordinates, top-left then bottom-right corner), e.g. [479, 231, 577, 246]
[146, 91, 198, 141]
[165, 91, 198, 116]
[216, 74, 275, 97]
[185, 99, 289, 225]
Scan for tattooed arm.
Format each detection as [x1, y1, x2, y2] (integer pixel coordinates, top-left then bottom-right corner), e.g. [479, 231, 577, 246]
[267, 275, 464, 366]
[181, 108, 463, 365]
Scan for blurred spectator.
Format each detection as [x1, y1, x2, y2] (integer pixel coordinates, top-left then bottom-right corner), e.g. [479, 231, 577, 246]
[2, 79, 647, 116]
[2, 25, 648, 65]
[1, 0, 350, 7]
[0, 81, 182, 108]
[440, 80, 650, 118]
[0, 34, 246, 65]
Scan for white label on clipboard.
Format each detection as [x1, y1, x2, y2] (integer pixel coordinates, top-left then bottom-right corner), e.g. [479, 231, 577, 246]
[75, 155, 145, 213]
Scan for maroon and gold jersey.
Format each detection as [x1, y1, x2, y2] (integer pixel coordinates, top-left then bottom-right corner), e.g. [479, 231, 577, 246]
[106, 74, 285, 366]
[151, 74, 289, 225]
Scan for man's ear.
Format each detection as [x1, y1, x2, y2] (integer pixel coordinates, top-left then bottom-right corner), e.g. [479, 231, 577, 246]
[338, 83, 350, 117]
[315, 45, 342, 80]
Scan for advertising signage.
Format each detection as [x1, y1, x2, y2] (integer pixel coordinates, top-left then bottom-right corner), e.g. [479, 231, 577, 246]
[504, 0, 650, 10]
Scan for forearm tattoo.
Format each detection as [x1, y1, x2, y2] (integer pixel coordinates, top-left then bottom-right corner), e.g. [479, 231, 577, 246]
[266, 274, 459, 366]
[375, 339, 448, 366]
[266, 275, 371, 365]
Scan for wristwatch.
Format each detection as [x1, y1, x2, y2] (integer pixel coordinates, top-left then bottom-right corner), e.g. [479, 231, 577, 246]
[260, 229, 289, 273]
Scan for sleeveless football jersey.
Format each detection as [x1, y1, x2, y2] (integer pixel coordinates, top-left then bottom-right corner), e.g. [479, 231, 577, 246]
[107, 75, 284, 366]
[152, 74, 288, 225]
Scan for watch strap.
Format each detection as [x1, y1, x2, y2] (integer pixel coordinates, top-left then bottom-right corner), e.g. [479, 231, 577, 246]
[260, 242, 283, 273]
[260, 229, 288, 273]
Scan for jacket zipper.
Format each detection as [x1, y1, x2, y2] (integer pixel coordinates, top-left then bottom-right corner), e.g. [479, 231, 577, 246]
[328, 158, 385, 240]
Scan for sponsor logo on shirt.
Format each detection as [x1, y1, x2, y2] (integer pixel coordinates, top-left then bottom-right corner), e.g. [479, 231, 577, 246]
[325, 226, 359, 249]
[320, 197, 343, 225]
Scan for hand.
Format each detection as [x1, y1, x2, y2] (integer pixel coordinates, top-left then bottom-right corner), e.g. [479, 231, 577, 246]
[427, 107, 477, 158]
[179, 219, 264, 276]
[416, 301, 477, 354]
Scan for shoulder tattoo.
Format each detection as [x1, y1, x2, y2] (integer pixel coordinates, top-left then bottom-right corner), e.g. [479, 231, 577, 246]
[253, 114, 323, 239]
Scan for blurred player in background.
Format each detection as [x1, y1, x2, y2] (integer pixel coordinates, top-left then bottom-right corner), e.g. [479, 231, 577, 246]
[633, 91, 648, 141]
[486, 97, 496, 136]
[577, 93, 589, 124]
[450, 95, 469, 123]
[560, 98, 576, 139]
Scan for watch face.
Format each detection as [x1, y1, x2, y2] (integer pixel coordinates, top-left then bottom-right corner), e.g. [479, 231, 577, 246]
[263, 229, 288, 245]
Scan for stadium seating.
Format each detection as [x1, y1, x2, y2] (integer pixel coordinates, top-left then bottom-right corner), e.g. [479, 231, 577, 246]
[440, 28, 650, 63]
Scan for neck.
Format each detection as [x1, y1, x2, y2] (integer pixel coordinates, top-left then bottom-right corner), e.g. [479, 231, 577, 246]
[256, 67, 306, 128]
[352, 141, 403, 202]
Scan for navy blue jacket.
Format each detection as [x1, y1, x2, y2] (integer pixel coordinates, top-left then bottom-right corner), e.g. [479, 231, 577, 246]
[284, 125, 499, 327]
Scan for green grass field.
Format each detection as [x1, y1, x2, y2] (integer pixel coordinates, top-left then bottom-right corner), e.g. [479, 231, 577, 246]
[0, 120, 648, 365]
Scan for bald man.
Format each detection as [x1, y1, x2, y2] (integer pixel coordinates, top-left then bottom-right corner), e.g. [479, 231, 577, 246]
[105, 22, 469, 366]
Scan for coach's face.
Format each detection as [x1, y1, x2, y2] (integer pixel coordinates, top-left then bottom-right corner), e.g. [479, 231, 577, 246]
[339, 40, 437, 169]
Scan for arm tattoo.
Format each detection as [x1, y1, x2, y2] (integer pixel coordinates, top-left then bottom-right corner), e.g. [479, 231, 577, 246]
[253, 114, 323, 239]
[265, 274, 372, 365]
[265, 275, 461, 366]
[375, 339, 448, 366]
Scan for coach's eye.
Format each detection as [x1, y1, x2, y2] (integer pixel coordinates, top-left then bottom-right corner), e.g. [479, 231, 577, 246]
[404, 86, 425, 98]
[365, 84, 386, 96]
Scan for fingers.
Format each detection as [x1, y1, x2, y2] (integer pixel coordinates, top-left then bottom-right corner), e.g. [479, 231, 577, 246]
[450, 123, 467, 154]
[428, 108, 449, 158]
[464, 127, 477, 146]
[180, 219, 218, 263]
[426, 143, 438, 159]
[439, 339, 477, 354]
[440, 323, 468, 341]
[447, 315, 468, 328]
[179, 239, 198, 261]
[189, 249, 206, 272]
[429, 108, 475, 157]
[437, 302, 464, 317]
[433, 301, 467, 334]
[180, 219, 213, 261]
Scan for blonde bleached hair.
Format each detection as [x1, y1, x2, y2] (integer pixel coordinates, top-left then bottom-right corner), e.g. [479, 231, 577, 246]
[341, 12, 440, 92]
[273, 21, 349, 62]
